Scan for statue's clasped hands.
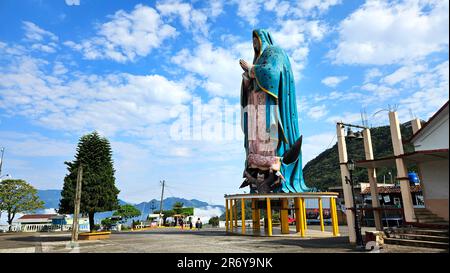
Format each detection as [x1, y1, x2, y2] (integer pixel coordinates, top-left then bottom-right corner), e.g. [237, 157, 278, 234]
[239, 59, 250, 72]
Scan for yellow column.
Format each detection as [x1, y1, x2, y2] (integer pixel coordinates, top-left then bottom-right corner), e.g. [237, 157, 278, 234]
[266, 198, 272, 236]
[229, 199, 233, 230]
[331, 197, 340, 236]
[302, 198, 307, 231]
[295, 198, 305, 237]
[241, 198, 246, 234]
[225, 199, 229, 232]
[318, 198, 325, 232]
[280, 198, 290, 234]
[252, 199, 260, 232]
[234, 199, 238, 228]
[251, 199, 256, 231]
[255, 207, 260, 231]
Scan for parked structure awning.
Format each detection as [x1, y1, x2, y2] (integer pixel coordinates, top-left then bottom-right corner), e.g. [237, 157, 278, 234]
[356, 149, 449, 168]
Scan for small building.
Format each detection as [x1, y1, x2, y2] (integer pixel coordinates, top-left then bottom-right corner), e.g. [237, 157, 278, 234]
[17, 214, 90, 232]
[355, 101, 449, 226]
[409, 101, 449, 220]
[361, 184, 424, 208]
[17, 214, 57, 225]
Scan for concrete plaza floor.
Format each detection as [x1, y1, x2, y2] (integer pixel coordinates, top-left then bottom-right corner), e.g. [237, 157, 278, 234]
[0, 225, 446, 253]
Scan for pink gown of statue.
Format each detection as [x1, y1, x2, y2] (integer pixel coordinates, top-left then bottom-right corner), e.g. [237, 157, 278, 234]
[243, 70, 278, 169]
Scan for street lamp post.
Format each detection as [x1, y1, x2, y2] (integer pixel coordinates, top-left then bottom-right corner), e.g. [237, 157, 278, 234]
[346, 159, 364, 248]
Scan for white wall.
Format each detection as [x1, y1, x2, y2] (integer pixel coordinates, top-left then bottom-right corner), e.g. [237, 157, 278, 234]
[420, 160, 449, 200]
[413, 111, 449, 151]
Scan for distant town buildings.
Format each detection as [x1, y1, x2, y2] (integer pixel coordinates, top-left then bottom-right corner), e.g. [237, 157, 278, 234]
[15, 214, 90, 232]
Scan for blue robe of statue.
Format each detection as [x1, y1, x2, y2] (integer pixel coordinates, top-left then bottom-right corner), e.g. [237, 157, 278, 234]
[241, 29, 309, 193]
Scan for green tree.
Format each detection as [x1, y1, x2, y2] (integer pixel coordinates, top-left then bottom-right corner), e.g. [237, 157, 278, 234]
[153, 209, 175, 225]
[0, 179, 44, 228]
[113, 204, 141, 223]
[101, 217, 115, 230]
[59, 131, 120, 231]
[208, 216, 219, 227]
[172, 202, 184, 214]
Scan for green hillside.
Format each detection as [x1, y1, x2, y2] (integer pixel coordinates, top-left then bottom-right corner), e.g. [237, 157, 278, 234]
[303, 123, 416, 191]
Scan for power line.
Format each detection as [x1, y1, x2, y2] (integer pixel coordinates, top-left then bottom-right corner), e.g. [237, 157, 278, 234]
[325, 134, 336, 151]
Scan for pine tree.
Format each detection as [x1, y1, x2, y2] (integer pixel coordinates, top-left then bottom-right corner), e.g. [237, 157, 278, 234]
[59, 131, 120, 231]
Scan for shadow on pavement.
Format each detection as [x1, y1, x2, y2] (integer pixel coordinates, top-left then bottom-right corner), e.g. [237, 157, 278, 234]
[118, 229, 227, 237]
[250, 236, 355, 250]
[6, 235, 70, 243]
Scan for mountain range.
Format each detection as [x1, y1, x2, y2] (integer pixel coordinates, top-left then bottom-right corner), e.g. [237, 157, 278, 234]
[36, 190, 224, 223]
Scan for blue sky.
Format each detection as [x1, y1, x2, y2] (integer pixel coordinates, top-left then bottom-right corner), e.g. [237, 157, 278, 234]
[0, 0, 448, 205]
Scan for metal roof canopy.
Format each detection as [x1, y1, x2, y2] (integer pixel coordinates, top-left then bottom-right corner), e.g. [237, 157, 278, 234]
[356, 149, 449, 169]
[224, 192, 339, 200]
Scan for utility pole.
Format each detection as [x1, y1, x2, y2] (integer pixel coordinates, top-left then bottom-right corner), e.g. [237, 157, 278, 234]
[71, 164, 83, 245]
[158, 180, 165, 227]
[0, 147, 5, 177]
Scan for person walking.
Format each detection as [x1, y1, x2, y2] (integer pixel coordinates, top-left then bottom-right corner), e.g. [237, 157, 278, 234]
[195, 218, 202, 230]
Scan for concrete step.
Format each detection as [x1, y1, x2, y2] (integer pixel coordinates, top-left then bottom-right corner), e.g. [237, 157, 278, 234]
[417, 218, 447, 223]
[414, 209, 432, 214]
[392, 233, 449, 243]
[416, 215, 446, 220]
[384, 238, 449, 250]
[388, 228, 449, 236]
[415, 211, 438, 216]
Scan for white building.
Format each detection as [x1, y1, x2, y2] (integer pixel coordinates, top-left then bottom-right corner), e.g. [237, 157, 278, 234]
[409, 101, 449, 220]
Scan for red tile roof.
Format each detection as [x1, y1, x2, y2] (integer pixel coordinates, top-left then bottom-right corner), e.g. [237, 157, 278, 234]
[361, 185, 422, 195]
[18, 214, 58, 220]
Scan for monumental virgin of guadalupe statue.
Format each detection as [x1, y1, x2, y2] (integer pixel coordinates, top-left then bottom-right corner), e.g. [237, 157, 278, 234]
[239, 29, 309, 194]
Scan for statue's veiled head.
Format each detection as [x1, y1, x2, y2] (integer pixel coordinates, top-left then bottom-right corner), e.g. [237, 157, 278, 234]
[252, 29, 274, 63]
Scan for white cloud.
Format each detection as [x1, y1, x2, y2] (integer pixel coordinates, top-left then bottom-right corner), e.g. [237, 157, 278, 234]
[270, 19, 328, 80]
[207, 0, 224, 18]
[171, 42, 243, 97]
[65, 0, 80, 6]
[321, 76, 348, 87]
[382, 64, 426, 86]
[302, 132, 335, 165]
[364, 68, 382, 83]
[307, 105, 329, 120]
[22, 21, 58, 53]
[294, 0, 342, 17]
[329, 0, 449, 65]
[53, 61, 68, 75]
[65, 4, 177, 62]
[233, 0, 262, 26]
[326, 112, 363, 124]
[156, 0, 209, 36]
[0, 132, 74, 157]
[0, 47, 191, 136]
[22, 21, 58, 42]
[398, 60, 449, 120]
[271, 20, 327, 50]
[193, 206, 224, 223]
[264, 0, 341, 18]
[361, 83, 399, 98]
